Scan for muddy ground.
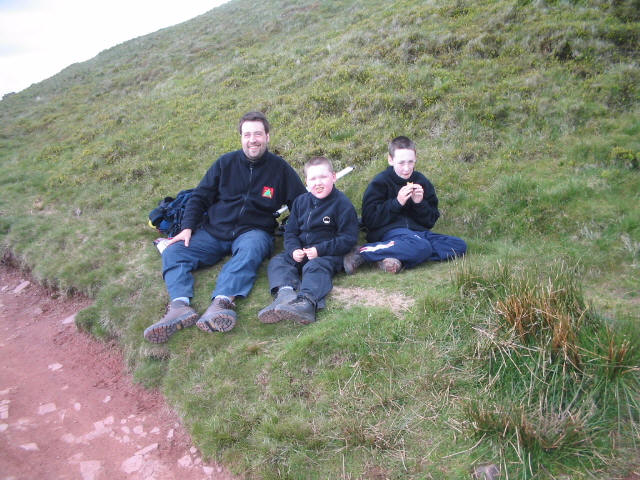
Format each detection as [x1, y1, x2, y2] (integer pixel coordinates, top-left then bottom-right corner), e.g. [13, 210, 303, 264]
[0, 263, 236, 480]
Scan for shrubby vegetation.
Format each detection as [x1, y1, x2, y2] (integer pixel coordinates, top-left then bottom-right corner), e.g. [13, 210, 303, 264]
[1, 0, 638, 477]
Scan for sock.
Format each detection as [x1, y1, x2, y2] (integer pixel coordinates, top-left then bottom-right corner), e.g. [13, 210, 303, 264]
[172, 297, 190, 305]
[279, 286, 294, 291]
[214, 295, 231, 302]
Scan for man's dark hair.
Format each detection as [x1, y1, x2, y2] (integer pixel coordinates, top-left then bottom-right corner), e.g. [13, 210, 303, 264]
[238, 111, 270, 134]
[388, 136, 416, 158]
[304, 156, 334, 176]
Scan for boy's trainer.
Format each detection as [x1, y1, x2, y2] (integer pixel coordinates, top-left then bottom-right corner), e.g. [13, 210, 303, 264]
[196, 297, 237, 332]
[143, 300, 198, 343]
[343, 246, 364, 274]
[275, 296, 316, 325]
[377, 257, 402, 274]
[258, 287, 297, 324]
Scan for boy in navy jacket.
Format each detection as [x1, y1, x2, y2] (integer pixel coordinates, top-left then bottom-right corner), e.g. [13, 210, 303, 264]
[258, 157, 359, 325]
[344, 136, 466, 274]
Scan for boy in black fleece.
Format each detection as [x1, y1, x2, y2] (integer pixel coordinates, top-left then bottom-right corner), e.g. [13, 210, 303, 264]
[344, 136, 466, 274]
[258, 157, 359, 325]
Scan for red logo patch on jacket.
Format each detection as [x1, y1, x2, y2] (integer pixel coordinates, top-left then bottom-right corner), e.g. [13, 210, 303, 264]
[262, 186, 274, 199]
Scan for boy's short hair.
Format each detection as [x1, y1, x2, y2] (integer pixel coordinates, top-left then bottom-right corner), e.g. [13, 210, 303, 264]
[388, 136, 416, 158]
[304, 156, 334, 176]
[238, 111, 270, 134]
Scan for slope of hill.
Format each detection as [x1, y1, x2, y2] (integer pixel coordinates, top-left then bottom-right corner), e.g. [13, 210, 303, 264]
[1, 0, 639, 477]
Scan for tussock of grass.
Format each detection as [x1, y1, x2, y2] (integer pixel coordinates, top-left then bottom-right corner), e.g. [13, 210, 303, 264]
[458, 260, 640, 476]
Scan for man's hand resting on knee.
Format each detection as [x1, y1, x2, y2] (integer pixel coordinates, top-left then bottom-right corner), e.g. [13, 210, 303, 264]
[166, 228, 192, 247]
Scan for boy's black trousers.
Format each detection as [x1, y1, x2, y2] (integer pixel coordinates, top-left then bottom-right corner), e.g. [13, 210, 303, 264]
[266, 253, 343, 309]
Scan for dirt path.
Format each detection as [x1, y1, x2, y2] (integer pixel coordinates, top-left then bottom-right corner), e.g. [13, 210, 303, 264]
[0, 263, 237, 480]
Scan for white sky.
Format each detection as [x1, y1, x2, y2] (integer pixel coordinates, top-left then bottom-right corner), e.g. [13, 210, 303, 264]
[0, 0, 228, 97]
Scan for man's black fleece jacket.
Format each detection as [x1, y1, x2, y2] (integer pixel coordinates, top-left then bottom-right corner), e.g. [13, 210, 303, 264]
[181, 149, 306, 241]
[361, 166, 440, 243]
[284, 188, 359, 258]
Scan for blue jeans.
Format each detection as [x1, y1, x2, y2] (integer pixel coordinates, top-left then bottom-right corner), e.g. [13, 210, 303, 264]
[162, 228, 273, 301]
[360, 228, 466, 268]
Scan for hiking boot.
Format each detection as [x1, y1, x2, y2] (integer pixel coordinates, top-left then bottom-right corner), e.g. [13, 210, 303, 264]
[143, 300, 198, 343]
[274, 295, 316, 325]
[343, 246, 365, 275]
[196, 297, 237, 333]
[257, 287, 297, 324]
[377, 257, 402, 274]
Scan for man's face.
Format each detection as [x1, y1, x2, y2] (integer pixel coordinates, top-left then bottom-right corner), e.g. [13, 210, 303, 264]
[306, 164, 336, 199]
[241, 120, 270, 160]
[388, 148, 417, 180]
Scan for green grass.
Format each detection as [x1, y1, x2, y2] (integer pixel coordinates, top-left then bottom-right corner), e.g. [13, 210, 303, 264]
[456, 259, 640, 467]
[1, 0, 639, 478]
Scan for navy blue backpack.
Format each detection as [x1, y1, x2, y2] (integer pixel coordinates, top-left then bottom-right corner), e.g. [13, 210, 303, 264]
[148, 189, 194, 238]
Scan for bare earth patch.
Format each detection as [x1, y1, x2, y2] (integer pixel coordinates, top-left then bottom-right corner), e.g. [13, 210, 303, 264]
[330, 286, 415, 317]
[0, 263, 237, 480]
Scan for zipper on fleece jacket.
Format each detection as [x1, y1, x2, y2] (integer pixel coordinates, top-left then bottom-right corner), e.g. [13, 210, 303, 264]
[232, 164, 254, 238]
[302, 197, 318, 247]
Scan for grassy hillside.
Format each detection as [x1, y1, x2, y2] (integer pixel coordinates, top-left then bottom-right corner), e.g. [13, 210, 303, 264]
[1, 0, 639, 478]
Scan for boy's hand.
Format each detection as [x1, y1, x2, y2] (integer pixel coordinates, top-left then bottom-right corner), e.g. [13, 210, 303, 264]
[410, 184, 424, 203]
[292, 249, 306, 262]
[396, 185, 414, 206]
[303, 247, 318, 260]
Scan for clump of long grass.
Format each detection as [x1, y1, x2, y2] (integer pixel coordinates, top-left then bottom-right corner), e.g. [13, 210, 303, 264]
[457, 260, 640, 477]
[492, 273, 587, 368]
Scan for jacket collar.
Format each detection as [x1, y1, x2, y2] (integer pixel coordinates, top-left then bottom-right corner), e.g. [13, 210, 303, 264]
[241, 149, 269, 167]
[386, 166, 415, 185]
[310, 187, 338, 205]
